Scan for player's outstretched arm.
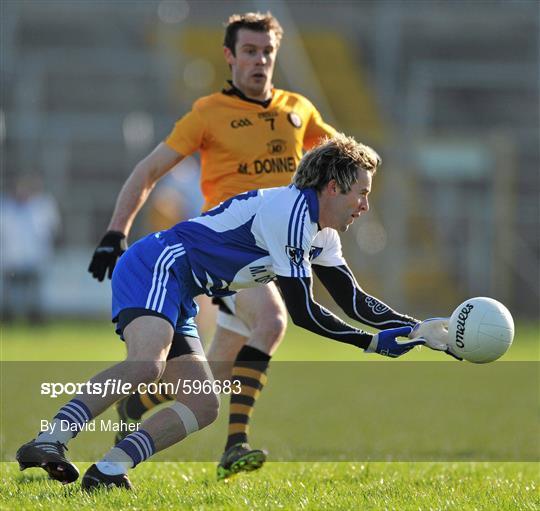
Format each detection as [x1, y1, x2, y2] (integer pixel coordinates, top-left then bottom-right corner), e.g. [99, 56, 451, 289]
[88, 143, 184, 281]
[313, 264, 419, 329]
[313, 266, 460, 359]
[276, 275, 423, 358]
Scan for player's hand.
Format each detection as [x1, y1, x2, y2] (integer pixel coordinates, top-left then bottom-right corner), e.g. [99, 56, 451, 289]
[410, 318, 463, 361]
[365, 326, 424, 358]
[88, 230, 127, 281]
[409, 317, 449, 350]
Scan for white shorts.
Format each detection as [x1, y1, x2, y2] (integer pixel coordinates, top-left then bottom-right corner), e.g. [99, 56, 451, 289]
[215, 295, 251, 338]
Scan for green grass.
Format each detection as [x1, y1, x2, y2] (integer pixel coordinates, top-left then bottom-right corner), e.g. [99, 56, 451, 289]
[1, 320, 539, 509]
[1, 319, 538, 361]
[1, 461, 538, 510]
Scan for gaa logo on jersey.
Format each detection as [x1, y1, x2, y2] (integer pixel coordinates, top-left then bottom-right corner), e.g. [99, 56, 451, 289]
[285, 245, 304, 266]
[231, 118, 253, 128]
[267, 139, 287, 155]
[287, 112, 302, 128]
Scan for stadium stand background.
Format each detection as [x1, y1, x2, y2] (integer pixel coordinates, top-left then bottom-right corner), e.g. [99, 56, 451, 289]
[1, 0, 538, 319]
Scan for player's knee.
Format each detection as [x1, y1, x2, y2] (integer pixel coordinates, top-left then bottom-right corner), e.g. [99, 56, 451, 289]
[126, 359, 166, 384]
[142, 360, 166, 383]
[254, 311, 287, 341]
[193, 392, 220, 429]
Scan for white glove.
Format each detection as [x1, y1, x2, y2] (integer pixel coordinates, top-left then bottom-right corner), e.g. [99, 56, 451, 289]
[409, 317, 450, 351]
[410, 317, 463, 360]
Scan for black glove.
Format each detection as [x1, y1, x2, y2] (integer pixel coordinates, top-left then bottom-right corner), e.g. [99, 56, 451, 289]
[88, 231, 127, 281]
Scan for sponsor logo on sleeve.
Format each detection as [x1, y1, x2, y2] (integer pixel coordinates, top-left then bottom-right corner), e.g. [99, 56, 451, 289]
[365, 296, 390, 315]
[285, 245, 305, 267]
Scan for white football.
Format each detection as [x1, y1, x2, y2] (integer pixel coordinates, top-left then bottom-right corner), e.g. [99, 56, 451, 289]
[448, 297, 514, 363]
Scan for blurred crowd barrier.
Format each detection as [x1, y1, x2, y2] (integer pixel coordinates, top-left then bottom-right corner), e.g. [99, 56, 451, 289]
[1, 0, 538, 319]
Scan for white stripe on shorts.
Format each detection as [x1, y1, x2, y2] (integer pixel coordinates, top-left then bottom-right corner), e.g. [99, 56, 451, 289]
[149, 246, 186, 311]
[145, 243, 185, 312]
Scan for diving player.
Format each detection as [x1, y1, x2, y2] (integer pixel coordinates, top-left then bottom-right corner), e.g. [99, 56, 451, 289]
[19, 134, 431, 490]
[88, 11, 337, 478]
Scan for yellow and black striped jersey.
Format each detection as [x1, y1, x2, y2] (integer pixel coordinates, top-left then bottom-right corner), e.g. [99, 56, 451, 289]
[165, 88, 336, 211]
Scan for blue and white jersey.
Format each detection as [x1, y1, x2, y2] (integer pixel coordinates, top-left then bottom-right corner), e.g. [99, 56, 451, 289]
[160, 185, 345, 297]
[112, 183, 416, 349]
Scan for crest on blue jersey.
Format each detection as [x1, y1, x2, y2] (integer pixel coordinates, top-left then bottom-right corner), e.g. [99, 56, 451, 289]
[286, 245, 304, 267]
[309, 246, 323, 260]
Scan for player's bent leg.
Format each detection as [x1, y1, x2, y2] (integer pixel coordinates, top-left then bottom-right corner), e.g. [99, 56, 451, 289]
[17, 315, 173, 485]
[82, 351, 219, 491]
[77, 315, 172, 415]
[217, 283, 288, 480]
[216, 341, 270, 481]
[208, 327, 268, 480]
[234, 282, 288, 356]
[143, 353, 220, 447]
[112, 327, 203, 444]
[206, 325, 247, 382]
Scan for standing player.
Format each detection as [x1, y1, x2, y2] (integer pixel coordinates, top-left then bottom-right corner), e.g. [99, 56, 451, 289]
[19, 134, 433, 491]
[88, 12, 337, 478]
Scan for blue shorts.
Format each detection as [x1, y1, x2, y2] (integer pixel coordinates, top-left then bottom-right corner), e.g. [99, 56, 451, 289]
[111, 233, 200, 338]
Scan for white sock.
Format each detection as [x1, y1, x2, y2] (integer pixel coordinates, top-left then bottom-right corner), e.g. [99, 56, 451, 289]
[96, 447, 134, 475]
[96, 461, 130, 476]
[36, 419, 73, 445]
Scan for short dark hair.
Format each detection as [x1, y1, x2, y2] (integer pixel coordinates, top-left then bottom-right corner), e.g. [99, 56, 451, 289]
[293, 134, 381, 193]
[224, 12, 283, 55]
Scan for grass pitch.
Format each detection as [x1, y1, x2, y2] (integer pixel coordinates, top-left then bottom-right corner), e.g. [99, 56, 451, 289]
[1, 461, 538, 510]
[2, 319, 538, 361]
[1, 320, 539, 510]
